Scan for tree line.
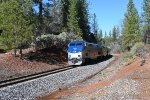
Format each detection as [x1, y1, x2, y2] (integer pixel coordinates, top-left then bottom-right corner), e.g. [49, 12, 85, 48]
[0, 0, 150, 55]
[0, 0, 97, 56]
[95, 0, 150, 51]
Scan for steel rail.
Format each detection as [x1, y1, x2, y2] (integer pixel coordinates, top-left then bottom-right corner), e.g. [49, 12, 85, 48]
[0, 66, 73, 88]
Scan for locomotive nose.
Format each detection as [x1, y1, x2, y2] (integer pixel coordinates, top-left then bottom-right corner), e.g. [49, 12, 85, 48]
[68, 52, 82, 59]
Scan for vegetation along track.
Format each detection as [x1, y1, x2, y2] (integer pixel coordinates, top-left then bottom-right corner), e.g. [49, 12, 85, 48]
[0, 66, 73, 88]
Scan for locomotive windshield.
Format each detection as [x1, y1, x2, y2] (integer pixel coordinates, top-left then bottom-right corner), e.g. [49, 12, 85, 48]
[69, 43, 75, 46]
[76, 43, 83, 46]
[69, 42, 84, 47]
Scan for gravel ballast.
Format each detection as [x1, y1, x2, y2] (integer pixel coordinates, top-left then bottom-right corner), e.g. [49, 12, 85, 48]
[97, 78, 140, 100]
[0, 57, 115, 100]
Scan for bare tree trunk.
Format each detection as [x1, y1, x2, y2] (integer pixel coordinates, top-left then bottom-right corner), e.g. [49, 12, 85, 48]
[39, 0, 43, 36]
[20, 46, 23, 59]
[14, 48, 17, 57]
[39, 1, 43, 24]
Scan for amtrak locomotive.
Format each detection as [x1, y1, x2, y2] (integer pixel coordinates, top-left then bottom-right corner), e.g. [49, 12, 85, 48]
[68, 40, 110, 65]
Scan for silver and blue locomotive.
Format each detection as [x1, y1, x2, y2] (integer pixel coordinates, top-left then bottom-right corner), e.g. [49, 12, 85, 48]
[68, 40, 110, 65]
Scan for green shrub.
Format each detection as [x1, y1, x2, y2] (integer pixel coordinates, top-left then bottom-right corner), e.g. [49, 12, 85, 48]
[35, 32, 77, 50]
[109, 42, 121, 54]
[122, 42, 148, 64]
[130, 42, 147, 58]
[123, 52, 133, 63]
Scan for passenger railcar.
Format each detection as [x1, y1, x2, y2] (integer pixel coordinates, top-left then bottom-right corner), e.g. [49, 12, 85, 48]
[68, 40, 110, 65]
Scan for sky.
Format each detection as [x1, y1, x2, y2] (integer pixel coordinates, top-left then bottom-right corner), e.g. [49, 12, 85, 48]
[89, 0, 143, 34]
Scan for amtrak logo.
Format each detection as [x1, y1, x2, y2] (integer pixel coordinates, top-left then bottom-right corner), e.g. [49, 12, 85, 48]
[73, 48, 77, 50]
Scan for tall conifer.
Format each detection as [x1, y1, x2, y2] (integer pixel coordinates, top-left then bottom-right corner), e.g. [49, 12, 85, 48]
[60, 0, 69, 28]
[77, 0, 90, 40]
[67, 0, 81, 39]
[143, 0, 150, 43]
[0, 0, 33, 55]
[122, 0, 141, 50]
[112, 26, 117, 41]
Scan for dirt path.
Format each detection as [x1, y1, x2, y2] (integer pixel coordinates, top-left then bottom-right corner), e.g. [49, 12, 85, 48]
[129, 55, 150, 99]
[39, 53, 150, 100]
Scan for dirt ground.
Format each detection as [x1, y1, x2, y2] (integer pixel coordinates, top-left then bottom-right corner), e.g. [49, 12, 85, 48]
[39, 53, 150, 100]
[129, 57, 150, 99]
[0, 47, 68, 81]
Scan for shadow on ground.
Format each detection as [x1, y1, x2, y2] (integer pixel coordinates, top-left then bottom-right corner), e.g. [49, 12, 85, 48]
[0, 49, 6, 53]
[23, 46, 68, 65]
[87, 55, 113, 65]
[72, 55, 113, 67]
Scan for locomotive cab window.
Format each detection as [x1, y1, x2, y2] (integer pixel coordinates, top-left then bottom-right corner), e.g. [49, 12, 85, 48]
[88, 44, 93, 48]
[76, 43, 83, 46]
[69, 43, 75, 46]
[85, 43, 87, 47]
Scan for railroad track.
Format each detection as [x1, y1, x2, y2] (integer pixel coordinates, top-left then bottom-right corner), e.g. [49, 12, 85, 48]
[0, 56, 113, 89]
[0, 66, 73, 88]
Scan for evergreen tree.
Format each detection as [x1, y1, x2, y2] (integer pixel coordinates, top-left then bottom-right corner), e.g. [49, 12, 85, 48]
[103, 31, 111, 46]
[34, 0, 43, 24]
[112, 26, 117, 41]
[99, 29, 103, 38]
[67, 0, 81, 39]
[109, 31, 112, 38]
[91, 13, 99, 34]
[122, 0, 141, 50]
[116, 26, 120, 39]
[77, 0, 90, 41]
[0, 0, 33, 57]
[42, 0, 63, 34]
[142, 0, 150, 43]
[33, 0, 44, 36]
[60, 0, 69, 28]
[96, 29, 103, 44]
[104, 31, 107, 38]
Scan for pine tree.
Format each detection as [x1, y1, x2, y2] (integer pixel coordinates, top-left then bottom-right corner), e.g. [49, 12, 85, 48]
[99, 29, 103, 38]
[0, 0, 33, 57]
[60, 0, 69, 28]
[112, 26, 117, 41]
[116, 26, 120, 39]
[122, 0, 141, 50]
[91, 13, 99, 34]
[33, 0, 45, 35]
[42, 0, 63, 34]
[104, 31, 107, 38]
[142, 0, 150, 43]
[96, 29, 103, 44]
[67, 0, 81, 39]
[77, 0, 90, 41]
[109, 31, 112, 38]
[34, 0, 43, 24]
[103, 31, 111, 46]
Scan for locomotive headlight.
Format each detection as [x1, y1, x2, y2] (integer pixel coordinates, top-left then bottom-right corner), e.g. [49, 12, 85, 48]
[78, 54, 82, 59]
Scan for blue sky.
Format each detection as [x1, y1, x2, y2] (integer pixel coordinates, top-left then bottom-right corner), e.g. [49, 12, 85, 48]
[89, 0, 143, 34]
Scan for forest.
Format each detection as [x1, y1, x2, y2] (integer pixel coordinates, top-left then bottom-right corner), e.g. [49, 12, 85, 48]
[0, 0, 150, 57]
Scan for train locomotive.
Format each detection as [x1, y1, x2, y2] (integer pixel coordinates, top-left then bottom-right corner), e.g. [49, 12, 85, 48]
[68, 40, 110, 65]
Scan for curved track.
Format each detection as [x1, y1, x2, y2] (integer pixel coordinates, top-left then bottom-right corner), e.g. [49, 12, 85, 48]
[0, 55, 113, 89]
